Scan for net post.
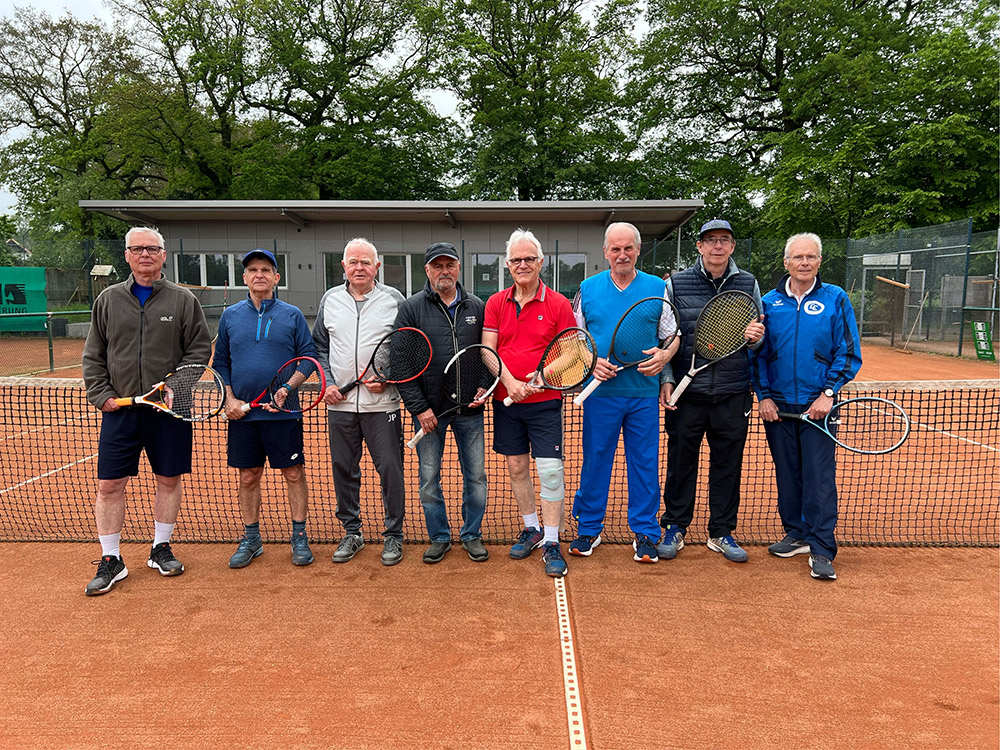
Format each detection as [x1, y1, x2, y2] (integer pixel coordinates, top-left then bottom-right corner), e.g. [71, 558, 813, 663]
[46, 312, 54, 372]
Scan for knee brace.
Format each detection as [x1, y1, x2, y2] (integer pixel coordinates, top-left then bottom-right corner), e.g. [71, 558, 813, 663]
[535, 457, 565, 503]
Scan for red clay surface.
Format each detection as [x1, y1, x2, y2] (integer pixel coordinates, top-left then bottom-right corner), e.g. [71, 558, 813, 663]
[0, 543, 995, 749]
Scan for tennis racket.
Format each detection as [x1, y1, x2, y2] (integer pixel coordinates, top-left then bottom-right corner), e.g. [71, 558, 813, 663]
[113, 363, 225, 421]
[240, 356, 326, 414]
[503, 327, 598, 406]
[406, 344, 502, 448]
[668, 290, 760, 406]
[573, 296, 680, 406]
[338, 327, 432, 396]
[777, 397, 911, 455]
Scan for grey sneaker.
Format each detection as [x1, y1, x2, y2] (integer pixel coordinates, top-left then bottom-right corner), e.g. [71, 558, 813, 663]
[707, 535, 749, 563]
[657, 525, 685, 559]
[769, 534, 810, 558]
[462, 538, 489, 562]
[229, 536, 263, 568]
[147, 542, 184, 576]
[333, 534, 364, 563]
[809, 554, 837, 580]
[85, 555, 128, 596]
[290, 531, 314, 566]
[423, 541, 451, 564]
[381, 537, 403, 566]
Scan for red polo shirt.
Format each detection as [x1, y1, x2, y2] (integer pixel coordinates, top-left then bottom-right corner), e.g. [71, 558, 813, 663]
[483, 281, 577, 404]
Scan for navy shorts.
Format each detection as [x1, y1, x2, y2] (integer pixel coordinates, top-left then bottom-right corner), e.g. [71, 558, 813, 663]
[97, 407, 193, 480]
[227, 418, 305, 469]
[492, 399, 563, 459]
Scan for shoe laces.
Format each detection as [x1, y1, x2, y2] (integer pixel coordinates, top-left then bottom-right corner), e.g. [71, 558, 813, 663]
[93, 555, 117, 575]
[543, 543, 563, 561]
[151, 542, 174, 562]
[578, 534, 598, 544]
[385, 537, 401, 554]
[719, 535, 739, 548]
[517, 527, 539, 545]
[635, 534, 655, 549]
[291, 532, 309, 549]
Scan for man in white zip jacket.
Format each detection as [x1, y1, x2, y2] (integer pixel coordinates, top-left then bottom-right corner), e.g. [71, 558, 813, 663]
[313, 238, 407, 566]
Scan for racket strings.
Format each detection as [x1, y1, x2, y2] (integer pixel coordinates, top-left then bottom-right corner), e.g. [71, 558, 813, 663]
[830, 399, 910, 453]
[375, 330, 432, 382]
[444, 348, 501, 404]
[611, 298, 668, 365]
[162, 365, 223, 421]
[540, 331, 596, 388]
[269, 359, 323, 412]
[694, 295, 758, 360]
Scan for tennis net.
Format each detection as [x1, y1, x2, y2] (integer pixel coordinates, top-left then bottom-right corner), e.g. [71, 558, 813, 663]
[1, 378, 997, 546]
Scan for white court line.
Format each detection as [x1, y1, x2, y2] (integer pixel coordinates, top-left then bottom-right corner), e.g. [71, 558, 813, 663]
[0, 452, 98, 496]
[2, 415, 98, 442]
[554, 577, 588, 750]
[911, 420, 1000, 453]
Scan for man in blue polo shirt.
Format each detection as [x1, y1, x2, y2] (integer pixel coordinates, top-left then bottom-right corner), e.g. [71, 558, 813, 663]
[570, 222, 679, 564]
[212, 248, 318, 569]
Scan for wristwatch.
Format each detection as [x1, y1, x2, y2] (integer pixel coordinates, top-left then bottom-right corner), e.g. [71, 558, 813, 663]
[822, 387, 835, 398]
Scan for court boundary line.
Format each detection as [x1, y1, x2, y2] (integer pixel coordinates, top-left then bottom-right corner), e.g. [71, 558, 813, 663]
[554, 577, 588, 750]
[0, 453, 98, 496]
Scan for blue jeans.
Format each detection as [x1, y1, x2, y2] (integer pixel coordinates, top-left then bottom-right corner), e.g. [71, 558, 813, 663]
[414, 412, 488, 542]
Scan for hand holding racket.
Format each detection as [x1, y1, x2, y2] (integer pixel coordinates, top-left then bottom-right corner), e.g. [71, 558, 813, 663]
[503, 327, 597, 406]
[407, 344, 501, 448]
[574, 296, 679, 406]
[333, 327, 432, 399]
[668, 290, 760, 407]
[778, 396, 910, 454]
[112, 363, 225, 421]
[240, 356, 326, 414]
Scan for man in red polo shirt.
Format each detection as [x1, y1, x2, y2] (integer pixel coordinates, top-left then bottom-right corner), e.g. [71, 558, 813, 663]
[482, 228, 577, 577]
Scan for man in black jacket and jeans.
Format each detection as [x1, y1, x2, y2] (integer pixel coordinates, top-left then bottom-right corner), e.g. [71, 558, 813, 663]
[395, 242, 489, 564]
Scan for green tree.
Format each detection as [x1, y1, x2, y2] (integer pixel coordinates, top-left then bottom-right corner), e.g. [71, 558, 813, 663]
[444, 0, 639, 200]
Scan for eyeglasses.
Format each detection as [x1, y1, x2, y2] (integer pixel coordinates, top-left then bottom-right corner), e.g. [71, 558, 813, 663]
[700, 237, 734, 247]
[507, 256, 540, 267]
[126, 246, 164, 256]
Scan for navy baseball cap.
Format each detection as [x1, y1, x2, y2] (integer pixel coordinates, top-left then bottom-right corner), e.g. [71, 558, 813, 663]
[425, 242, 460, 263]
[698, 219, 734, 239]
[242, 248, 277, 268]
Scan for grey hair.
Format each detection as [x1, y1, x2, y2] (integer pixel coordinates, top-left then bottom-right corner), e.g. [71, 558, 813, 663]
[604, 222, 641, 248]
[343, 237, 379, 264]
[784, 233, 823, 259]
[125, 226, 164, 248]
[505, 228, 544, 263]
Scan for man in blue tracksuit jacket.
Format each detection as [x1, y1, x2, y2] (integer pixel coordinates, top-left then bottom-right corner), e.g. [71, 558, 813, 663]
[750, 233, 862, 581]
[212, 248, 318, 569]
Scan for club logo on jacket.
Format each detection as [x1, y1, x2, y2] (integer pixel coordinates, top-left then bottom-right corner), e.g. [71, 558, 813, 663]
[464, 316, 478, 326]
[804, 301, 825, 315]
[160, 315, 174, 322]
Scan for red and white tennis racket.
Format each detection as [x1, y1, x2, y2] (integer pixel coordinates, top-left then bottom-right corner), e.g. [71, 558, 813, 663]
[240, 356, 326, 413]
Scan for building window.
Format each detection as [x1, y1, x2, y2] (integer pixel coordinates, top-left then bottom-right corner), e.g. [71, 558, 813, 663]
[174, 253, 286, 289]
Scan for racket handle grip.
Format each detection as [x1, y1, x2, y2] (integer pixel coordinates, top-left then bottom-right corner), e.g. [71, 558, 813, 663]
[112, 397, 135, 407]
[776, 412, 805, 420]
[502, 396, 514, 407]
[667, 375, 693, 406]
[240, 403, 251, 413]
[573, 377, 601, 406]
[338, 381, 358, 396]
[406, 428, 425, 449]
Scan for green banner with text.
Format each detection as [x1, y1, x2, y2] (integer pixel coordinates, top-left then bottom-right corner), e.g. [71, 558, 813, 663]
[0, 267, 47, 332]
[970, 321, 995, 361]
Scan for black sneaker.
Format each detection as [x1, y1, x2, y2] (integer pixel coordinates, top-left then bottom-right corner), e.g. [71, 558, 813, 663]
[147, 542, 185, 576]
[85, 555, 128, 596]
[809, 554, 837, 580]
[769, 534, 810, 558]
[423, 541, 452, 564]
[462, 538, 489, 562]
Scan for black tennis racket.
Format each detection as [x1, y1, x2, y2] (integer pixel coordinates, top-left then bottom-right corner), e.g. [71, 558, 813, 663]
[668, 290, 759, 406]
[778, 397, 911, 454]
[574, 296, 679, 406]
[339, 327, 432, 396]
[240, 356, 326, 414]
[406, 344, 502, 448]
[113, 363, 225, 421]
[503, 327, 597, 406]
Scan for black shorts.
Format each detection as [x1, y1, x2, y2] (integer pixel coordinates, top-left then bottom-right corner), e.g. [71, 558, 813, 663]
[492, 399, 563, 459]
[97, 407, 193, 480]
[227, 418, 305, 469]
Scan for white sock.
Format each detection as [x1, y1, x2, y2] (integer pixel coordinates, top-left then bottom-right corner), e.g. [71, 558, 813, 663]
[153, 521, 175, 546]
[522, 513, 539, 531]
[99, 533, 121, 559]
[543, 525, 559, 545]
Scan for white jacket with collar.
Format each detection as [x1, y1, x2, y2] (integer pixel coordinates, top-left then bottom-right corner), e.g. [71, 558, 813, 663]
[312, 281, 406, 413]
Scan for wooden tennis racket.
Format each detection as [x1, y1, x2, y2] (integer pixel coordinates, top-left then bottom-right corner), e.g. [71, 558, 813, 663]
[574, 296, 680, 406]
[240, 356, 326, 414]
[668, 290, 759, 406]
[503, 327, 597, 406]
[778, 397, 911, 454]
[338, 327, 432, 396]
[407, 344, 502, 448]
[113, 364, 225, 421]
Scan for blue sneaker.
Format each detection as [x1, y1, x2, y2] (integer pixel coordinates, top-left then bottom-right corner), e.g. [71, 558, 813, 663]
[510, 527, 544, 559]
[569, 534, 601, 557]
[542, 543, 567, 577]
[707, 535, 749, 563]
[632, 534, 659, 563]
[291, 531, 314, 566]
[809, 554, 837, 580]
[229, 537, 263, 569]
[657, 525, 685, 559]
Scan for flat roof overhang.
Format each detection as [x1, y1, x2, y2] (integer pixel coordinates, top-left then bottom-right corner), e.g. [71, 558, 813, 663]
[79, 199, 704, 242]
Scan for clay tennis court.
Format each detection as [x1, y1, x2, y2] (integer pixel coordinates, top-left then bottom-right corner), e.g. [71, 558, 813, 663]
[0, 343, 997, 748]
